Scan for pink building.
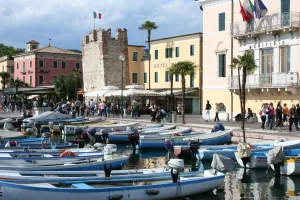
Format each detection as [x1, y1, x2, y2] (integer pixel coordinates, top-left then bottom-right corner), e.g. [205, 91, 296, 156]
[13, 40, 82, 87]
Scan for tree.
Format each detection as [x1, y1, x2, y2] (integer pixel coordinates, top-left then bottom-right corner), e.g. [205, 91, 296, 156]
[0, 72, 11, 90]
[72, 68, 82, 98]
[139, 21, 159, 90]
[169, 70, 175, 111]
[169, 61, 197, 124]
[231, 51, 257, 143]
[0, 43, 25, 59]
[14, 79, 29, 88]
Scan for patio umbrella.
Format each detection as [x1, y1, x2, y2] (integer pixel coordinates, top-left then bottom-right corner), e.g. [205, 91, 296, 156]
[85, 86, 119, 97]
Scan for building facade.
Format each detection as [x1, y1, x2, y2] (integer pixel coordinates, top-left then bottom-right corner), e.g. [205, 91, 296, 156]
[0, 56, 14, 89]
[197, 0, 300, 119]
[82, 28, 129, 93]
[14, 40, 82, 87]
[128, 33, 203, 114]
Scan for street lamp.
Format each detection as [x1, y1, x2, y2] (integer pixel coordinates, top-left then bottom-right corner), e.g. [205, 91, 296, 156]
[119, 54, 125, 118]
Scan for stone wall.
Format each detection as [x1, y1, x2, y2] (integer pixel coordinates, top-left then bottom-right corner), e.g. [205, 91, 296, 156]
[82, 28, 129, 93]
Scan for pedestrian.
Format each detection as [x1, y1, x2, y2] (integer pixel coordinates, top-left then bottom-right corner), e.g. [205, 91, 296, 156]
[283, 103, 289, 125]
[74, 99, 81, 117]
[212, 122, 225, 132]
[246, 108, 253, 122]
[131, 101, 138, 119]
[149, 103, 157, 122]
[274, 102, 283, 132]
[106, 101, 111, 117]
[267, 103, 275, 130]
[205, 100, 212, 122]
[296, 103, 300, 129]
[214, 103, 220, 122]
[260, 104, 268, 130]
[80, 101, 86, 117]
[99, 101, 106, 117]
[90, 99, 96, 116]
[177, 102, 182, 115]
[289, 104, 298, 132]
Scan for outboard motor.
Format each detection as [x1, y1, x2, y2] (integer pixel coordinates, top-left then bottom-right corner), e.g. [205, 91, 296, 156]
[104, 164, 113, 178]
[267, 146, 285, 177]
[189, 139, 201, 160]
[167, 159, 184, 183]
[128, 129, 139, 150]
[237, 142, 252, 168]
[211, 154, 235, 173]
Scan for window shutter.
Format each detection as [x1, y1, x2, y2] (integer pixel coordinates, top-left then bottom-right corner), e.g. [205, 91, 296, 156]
[165, 48, 168, 58]
[155, 50, 158, 59]
[218, 54, 223, 77]
[219, 13, 225, 31]
[169, 48, 173, 58]
[281, 0, 290, 13]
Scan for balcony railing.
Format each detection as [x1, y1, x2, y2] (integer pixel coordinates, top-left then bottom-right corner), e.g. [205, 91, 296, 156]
[230, 11, 300, 37]
[228, 72, 299, 89]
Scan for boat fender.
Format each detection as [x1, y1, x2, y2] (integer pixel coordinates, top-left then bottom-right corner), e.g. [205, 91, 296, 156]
[171, 168, 179, 183]
[104, 164, 112, 178]
[60, 151, 75, 157]
[145, 190, 159, 195]
[109, 195, 123, 200]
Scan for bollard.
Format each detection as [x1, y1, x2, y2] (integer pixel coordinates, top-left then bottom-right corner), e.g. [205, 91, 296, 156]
[171, 111, 177, 123]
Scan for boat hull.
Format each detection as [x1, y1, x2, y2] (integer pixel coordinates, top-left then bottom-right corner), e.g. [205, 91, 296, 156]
[271, 158, 300, 176]
[0, 171, 225, 200]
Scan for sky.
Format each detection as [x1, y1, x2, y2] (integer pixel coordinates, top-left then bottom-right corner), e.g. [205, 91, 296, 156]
[0, 0, 203, 50]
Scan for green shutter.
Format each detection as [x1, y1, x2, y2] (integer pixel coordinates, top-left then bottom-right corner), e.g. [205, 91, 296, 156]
[169, 48, 173, 58]
[155, 50, 158, 59]
[144, 72, 147, 83]
[281, 0, 290, 13]
[219, 13, 225, 31]
[165, 48, 168, 58]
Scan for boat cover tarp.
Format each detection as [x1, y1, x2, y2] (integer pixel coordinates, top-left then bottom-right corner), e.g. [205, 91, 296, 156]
[24, 111, 72, 122]
[237, 142, 251, 158]
[267, 146, 285, 165]
[211, 154, 235, 172]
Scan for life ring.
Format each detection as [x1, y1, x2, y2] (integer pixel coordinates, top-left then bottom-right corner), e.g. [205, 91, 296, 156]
[172, 133, 181, 137]
[60, 151, 75, 157]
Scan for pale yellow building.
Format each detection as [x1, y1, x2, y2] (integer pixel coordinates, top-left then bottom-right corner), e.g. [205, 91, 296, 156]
[0, 56, 14, 89]
[128, 33, 203, 114]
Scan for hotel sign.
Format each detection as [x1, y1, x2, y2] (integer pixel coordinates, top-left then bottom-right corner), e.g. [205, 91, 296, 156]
[153, 62, 175, 68]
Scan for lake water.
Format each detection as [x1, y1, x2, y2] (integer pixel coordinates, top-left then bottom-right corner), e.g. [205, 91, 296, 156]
[118, 145, 300, 200]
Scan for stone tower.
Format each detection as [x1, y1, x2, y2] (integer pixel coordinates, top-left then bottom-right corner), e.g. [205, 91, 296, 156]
[82, 28, 129, 93]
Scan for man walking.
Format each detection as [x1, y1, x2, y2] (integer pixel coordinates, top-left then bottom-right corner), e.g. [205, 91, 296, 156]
[90, 99, 96, 116]
[274, 102, 283, 132]
[205, 100, 212, 122]
[289, 104, 299, 132]
[74, 99, 81, 117]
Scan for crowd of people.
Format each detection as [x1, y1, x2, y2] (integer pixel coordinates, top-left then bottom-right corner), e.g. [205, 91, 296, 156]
[258, 102, 300, 132]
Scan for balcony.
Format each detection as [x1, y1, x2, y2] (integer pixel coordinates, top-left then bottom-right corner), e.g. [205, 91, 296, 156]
[20, 69, 26, 75]
[230, 11, 300, 37]
[228, 72, 299, 95]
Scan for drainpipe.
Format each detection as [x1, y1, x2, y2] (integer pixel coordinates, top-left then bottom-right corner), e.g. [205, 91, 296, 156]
[230, 0, 234, 121]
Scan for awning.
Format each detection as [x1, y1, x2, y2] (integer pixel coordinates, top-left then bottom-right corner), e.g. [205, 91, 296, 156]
[156, 88, 199, 96]
[105, 89, 163, 97]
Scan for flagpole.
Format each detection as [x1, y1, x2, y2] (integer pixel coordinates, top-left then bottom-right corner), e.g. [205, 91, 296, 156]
[94, 18, 95, 30]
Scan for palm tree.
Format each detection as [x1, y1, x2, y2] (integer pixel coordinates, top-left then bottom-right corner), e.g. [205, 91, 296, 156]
[231, 51, 257, 143]
[169, 70, 175, 111]
[169, 61, 197, 124]
[14, 79, 28, 88]
[0, 72, 11, 90]
[139, 21, 159, 90]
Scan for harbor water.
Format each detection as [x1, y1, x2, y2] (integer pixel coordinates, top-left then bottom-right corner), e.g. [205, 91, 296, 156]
[117, 145, 300, 200]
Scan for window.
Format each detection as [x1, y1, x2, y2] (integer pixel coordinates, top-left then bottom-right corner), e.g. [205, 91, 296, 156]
[175, 47, 180, 57]
[10, 78, 14, 87]
[143, 72, 147, 83]
[132, 73, 138, 84]
[175, 74, 179, 82]
[218, 54, 226, 77]
[23, 76, 25, 83]
[165, 48, 173, 58]
[17, 63, 19, 70]
[39, 76, 44, 84]
[30, 76, 32, 87]
[281, 0, 290, 26]
[39, 60, 44, 68]
[32, 45, 37, 50]
[30, 61, 32, 68]
[165, 71, 170, 82]
[53, 61, 58, 68]
[23, 62, 25, 72]
[10, 67, 14, 73]
[76, 63, 80, 69]
[62, 61, 66, 69]
[190, 45, 195, 56]
[262, 49, 274, 74]
[280, 46, 290, 73]
[132, 52, 138, 61]
[190, 73, 194, 87]
[155, 50, 158, 60]
[154, 72, 158, 83]
[219, 13, 225, 31]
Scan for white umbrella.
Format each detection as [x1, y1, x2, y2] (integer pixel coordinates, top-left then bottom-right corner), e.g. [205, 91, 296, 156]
[106, 89, 162, 97]
[85, 86, 119, 97]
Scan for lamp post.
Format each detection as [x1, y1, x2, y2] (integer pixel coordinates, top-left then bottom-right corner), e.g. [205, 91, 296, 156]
[119, 54, 125, 118]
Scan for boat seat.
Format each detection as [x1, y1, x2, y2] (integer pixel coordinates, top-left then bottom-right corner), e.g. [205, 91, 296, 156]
[72, 183, 94, 189]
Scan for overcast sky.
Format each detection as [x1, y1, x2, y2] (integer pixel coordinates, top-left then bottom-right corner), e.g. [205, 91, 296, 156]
[0, 0, 202, 50]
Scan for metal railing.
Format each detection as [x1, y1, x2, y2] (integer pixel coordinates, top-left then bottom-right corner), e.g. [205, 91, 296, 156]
[228, 72, 299, 89]
[230, 11, 300, 37]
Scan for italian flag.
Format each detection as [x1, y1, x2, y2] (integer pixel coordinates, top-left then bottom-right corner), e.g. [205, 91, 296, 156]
[239, 0, 254, 23]
[93, 12, 102, 19]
